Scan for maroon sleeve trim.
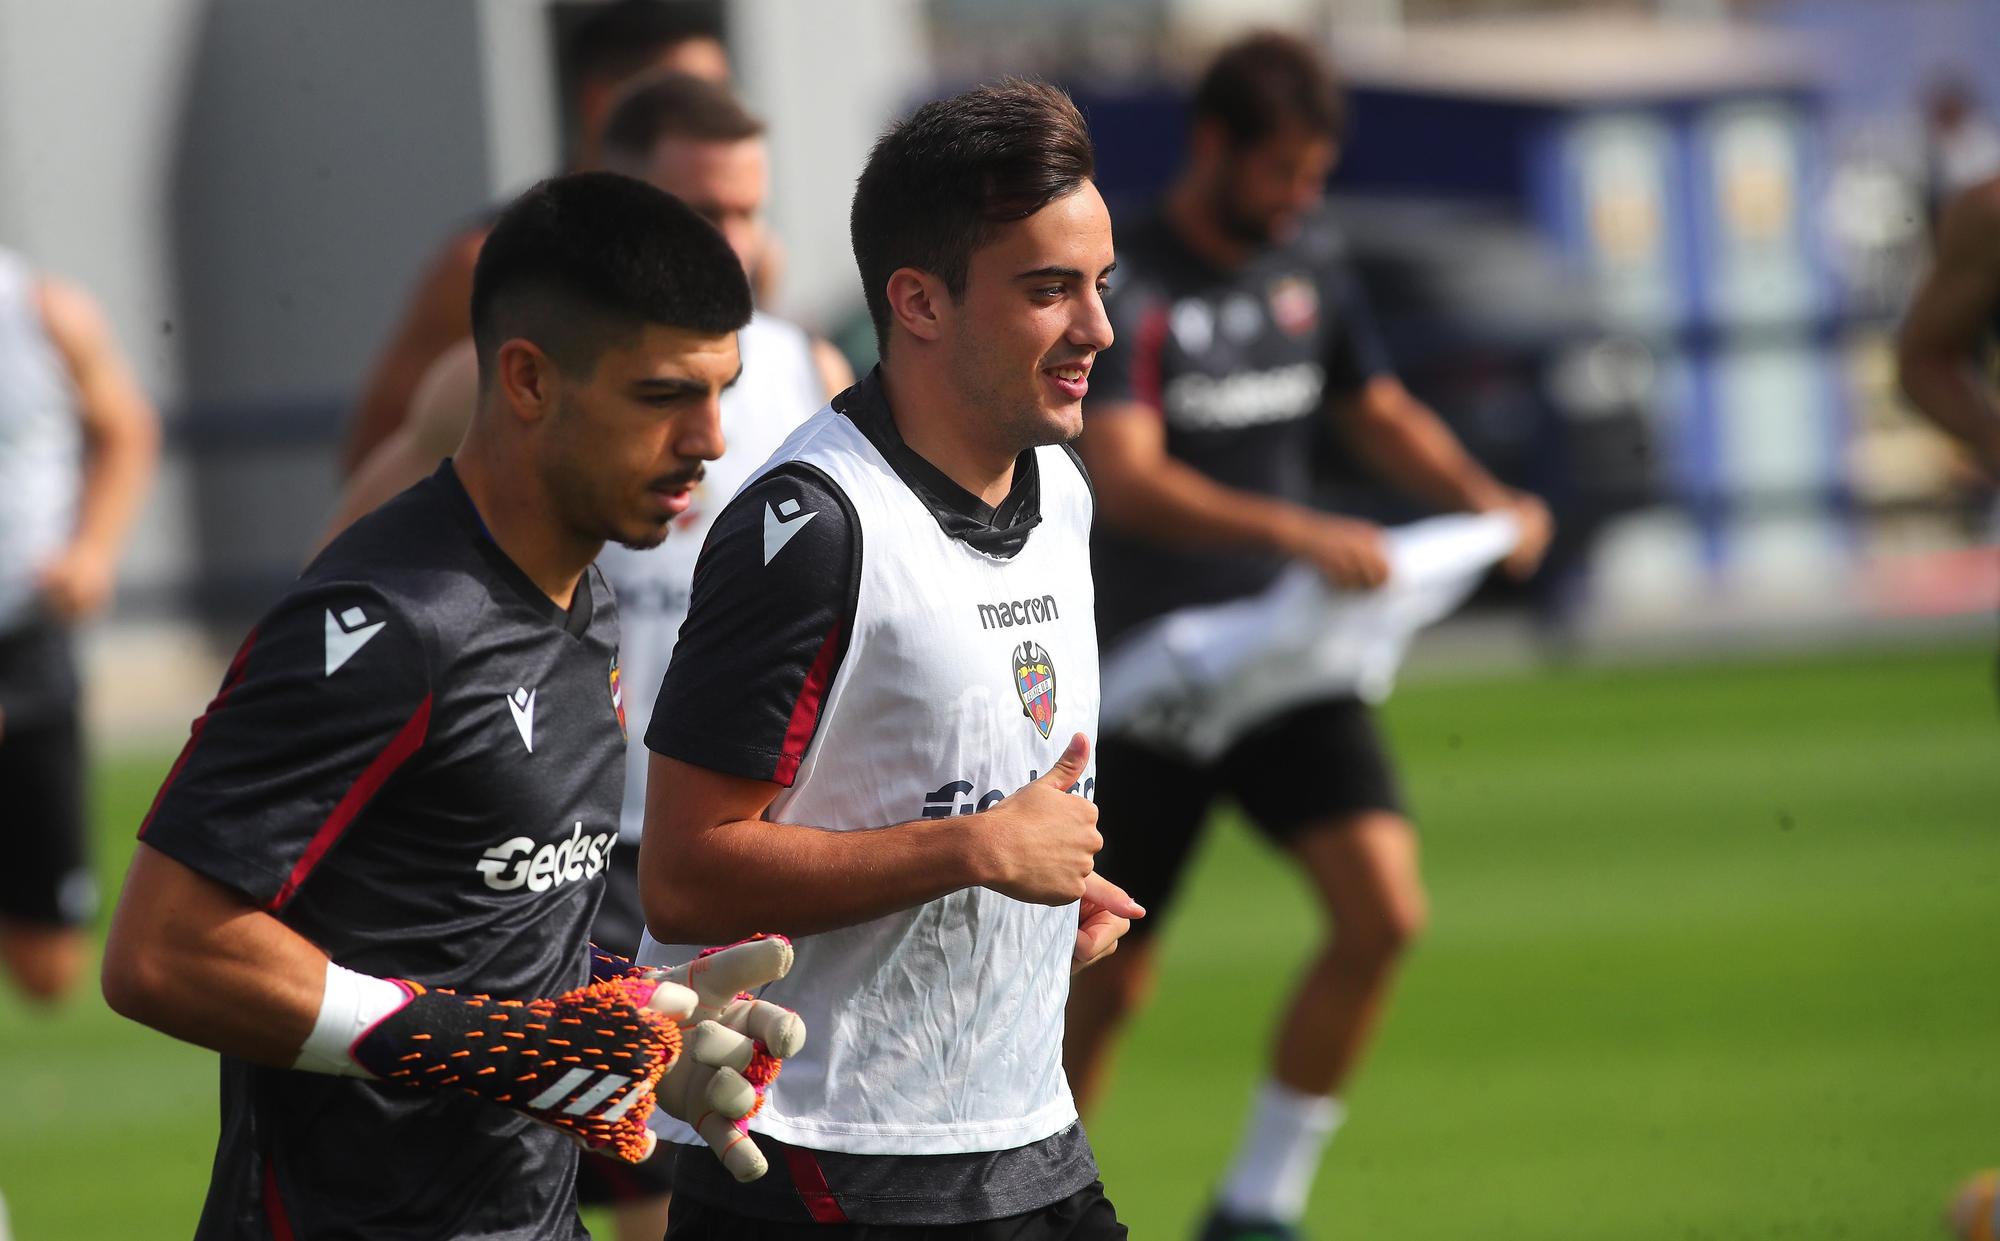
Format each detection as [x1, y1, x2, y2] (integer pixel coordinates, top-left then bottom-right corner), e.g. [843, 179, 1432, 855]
[774, 621, 844, 787]
[261, 1156, 298, 1241]
[269, 693, 434, 910]
[139, 626, 261, 840]
[1131, 302, 1169, 415]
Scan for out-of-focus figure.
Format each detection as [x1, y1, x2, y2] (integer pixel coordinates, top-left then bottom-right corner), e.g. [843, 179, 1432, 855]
[1898, 173, 2000, 480]
[0, 248, 159, 1003]
[337, 1, 730, 476]
[1065, 32, 1549, 1241]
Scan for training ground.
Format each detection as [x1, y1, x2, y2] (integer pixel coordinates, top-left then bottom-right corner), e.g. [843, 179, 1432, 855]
[1, 641, 1993, 1239]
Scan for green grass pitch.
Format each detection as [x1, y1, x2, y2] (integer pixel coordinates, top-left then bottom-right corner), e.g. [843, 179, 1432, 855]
[2, 641, 1994, 1238]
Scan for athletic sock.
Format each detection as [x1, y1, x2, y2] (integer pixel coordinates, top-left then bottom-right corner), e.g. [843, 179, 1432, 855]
[1216, 1080, 1346, 1223]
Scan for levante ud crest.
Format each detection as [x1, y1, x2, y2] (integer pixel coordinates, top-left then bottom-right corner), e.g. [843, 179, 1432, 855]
[609, 654, 627, 740]
[1013, 641, 1056, 739]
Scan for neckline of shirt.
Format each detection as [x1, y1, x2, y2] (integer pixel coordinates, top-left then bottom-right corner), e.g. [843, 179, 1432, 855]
[832, 368, 1043, 560]
[432, 458, 595, 639]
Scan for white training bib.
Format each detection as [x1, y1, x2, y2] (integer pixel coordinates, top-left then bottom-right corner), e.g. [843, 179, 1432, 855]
[641, 406, 1099, 1156]
[0, 250, 80, 634]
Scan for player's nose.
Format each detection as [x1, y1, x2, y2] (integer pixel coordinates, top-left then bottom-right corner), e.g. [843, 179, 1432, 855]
[674, 393, 727, 462]
[1070, 288, 1115, 353]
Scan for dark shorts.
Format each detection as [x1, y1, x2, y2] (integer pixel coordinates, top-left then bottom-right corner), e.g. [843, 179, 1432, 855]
[575, 1141, 676, 1206]
[666, 1180, 1125, 1240]
[0, 622, 91, 928]
[1093, 697, 1403, 938]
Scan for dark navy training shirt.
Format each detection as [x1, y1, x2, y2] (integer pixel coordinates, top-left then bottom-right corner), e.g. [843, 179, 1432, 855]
[141, 460, 625, 1241]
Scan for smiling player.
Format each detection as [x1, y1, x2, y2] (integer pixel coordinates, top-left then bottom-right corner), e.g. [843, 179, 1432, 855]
[635, 80, 1141, 1237]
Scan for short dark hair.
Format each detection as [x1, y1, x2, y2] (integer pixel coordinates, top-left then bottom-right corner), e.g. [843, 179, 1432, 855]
[561, 1, 724, 90]
[1191, 31, 1346, 147]
[471, 171, 752, 382]
[602, 72, 764, 170]
[850, 78, 1095, 351]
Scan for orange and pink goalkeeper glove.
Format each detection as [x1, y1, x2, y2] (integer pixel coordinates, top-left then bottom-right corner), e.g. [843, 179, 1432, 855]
[328, 936, 803, 1173]
[645, 935, 805, 1182]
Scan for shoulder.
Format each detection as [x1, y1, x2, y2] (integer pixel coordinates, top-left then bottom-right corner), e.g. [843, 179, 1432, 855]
[403, 340, 479, 456]
[710, 459, 861, 569]
[1051, 441, 1095, 513]
[33, 274, 112, 363]
[304, 481, 489, 660]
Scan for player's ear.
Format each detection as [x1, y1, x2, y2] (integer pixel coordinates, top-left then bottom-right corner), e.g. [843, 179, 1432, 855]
[885, 267, 948, 345]
[493, 338, 558, 424]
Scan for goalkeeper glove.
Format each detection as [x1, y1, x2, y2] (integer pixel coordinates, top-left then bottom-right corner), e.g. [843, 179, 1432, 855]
[348, 971, 692, 1164]
[592, 934, 806, 1182]
[293, 939, 799, 1170]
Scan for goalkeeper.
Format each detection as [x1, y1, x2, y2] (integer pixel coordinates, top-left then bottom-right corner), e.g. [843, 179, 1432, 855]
[101, 172, 802, 1239]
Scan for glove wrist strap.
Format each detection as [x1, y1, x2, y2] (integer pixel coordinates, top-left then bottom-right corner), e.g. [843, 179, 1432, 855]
[292, 961, 408, 1077]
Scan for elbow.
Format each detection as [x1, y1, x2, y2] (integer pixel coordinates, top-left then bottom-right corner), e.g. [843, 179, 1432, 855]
[641, 886, 737, 946]
[637, 854, 718, 945]
[99, 930, 168, 1027]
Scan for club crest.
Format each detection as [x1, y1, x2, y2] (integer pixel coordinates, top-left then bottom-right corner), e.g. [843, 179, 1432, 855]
[609, 654, 627, 740]
[1012, 641, 1057, 739]
[1269, 275, 1318, 337]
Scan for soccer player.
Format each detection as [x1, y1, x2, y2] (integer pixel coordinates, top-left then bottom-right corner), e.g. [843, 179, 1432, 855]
[1062, 33, 1551, 1239]
[339, 0, 731, 475]
[0, 250, 158, 1003]
[101, 173, 797, 1238]
[635, 79, 1141, 1236]
[1899, 173, 2000, 479]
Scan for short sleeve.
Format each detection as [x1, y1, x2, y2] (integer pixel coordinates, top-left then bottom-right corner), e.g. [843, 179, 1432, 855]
[645, 464, 858, 786]
[1319, 260, 1393, 399]
[140, 584, 434, 911]
[1087, 276, 1171, 413]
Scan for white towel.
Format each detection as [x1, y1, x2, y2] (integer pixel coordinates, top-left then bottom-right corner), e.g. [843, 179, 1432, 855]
[1099, 512, 1521, 760]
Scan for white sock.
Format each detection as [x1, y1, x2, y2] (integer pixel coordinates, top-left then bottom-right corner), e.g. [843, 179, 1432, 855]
[1217, 1081, 1346, 1223]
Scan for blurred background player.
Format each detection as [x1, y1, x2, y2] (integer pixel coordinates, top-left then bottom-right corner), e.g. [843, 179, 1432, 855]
[1897, 193, 2000, 1235]
[337, 0, 731, 476]
[99, 174, 774, 1238]
[1898, 172, 2000, 481]
[323, 73, 846, 538]
[637, 79, 1137, 1237]
[1063, 32, 1551, 1240]
[0, 248, 158, 1004]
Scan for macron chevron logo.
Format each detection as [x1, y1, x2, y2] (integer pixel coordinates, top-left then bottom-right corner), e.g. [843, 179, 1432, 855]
[507, 687, 536, 753]
[763, 498, 816, 565]
[324, 606, 386, 677]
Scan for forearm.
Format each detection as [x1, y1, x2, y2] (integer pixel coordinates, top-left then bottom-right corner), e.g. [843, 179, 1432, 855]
[1346, 381, 1511, 512]
[642, 815, 984, 944]
[70, 409, 160, 559]
[1097, 452, 1320, 556]
[102, 845, 327, 1067]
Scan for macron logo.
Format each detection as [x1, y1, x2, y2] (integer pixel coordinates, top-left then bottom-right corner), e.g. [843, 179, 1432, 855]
[507, 687, 536, 753]
[324, 606, 386, 677]
[763, 497, 816, 565]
